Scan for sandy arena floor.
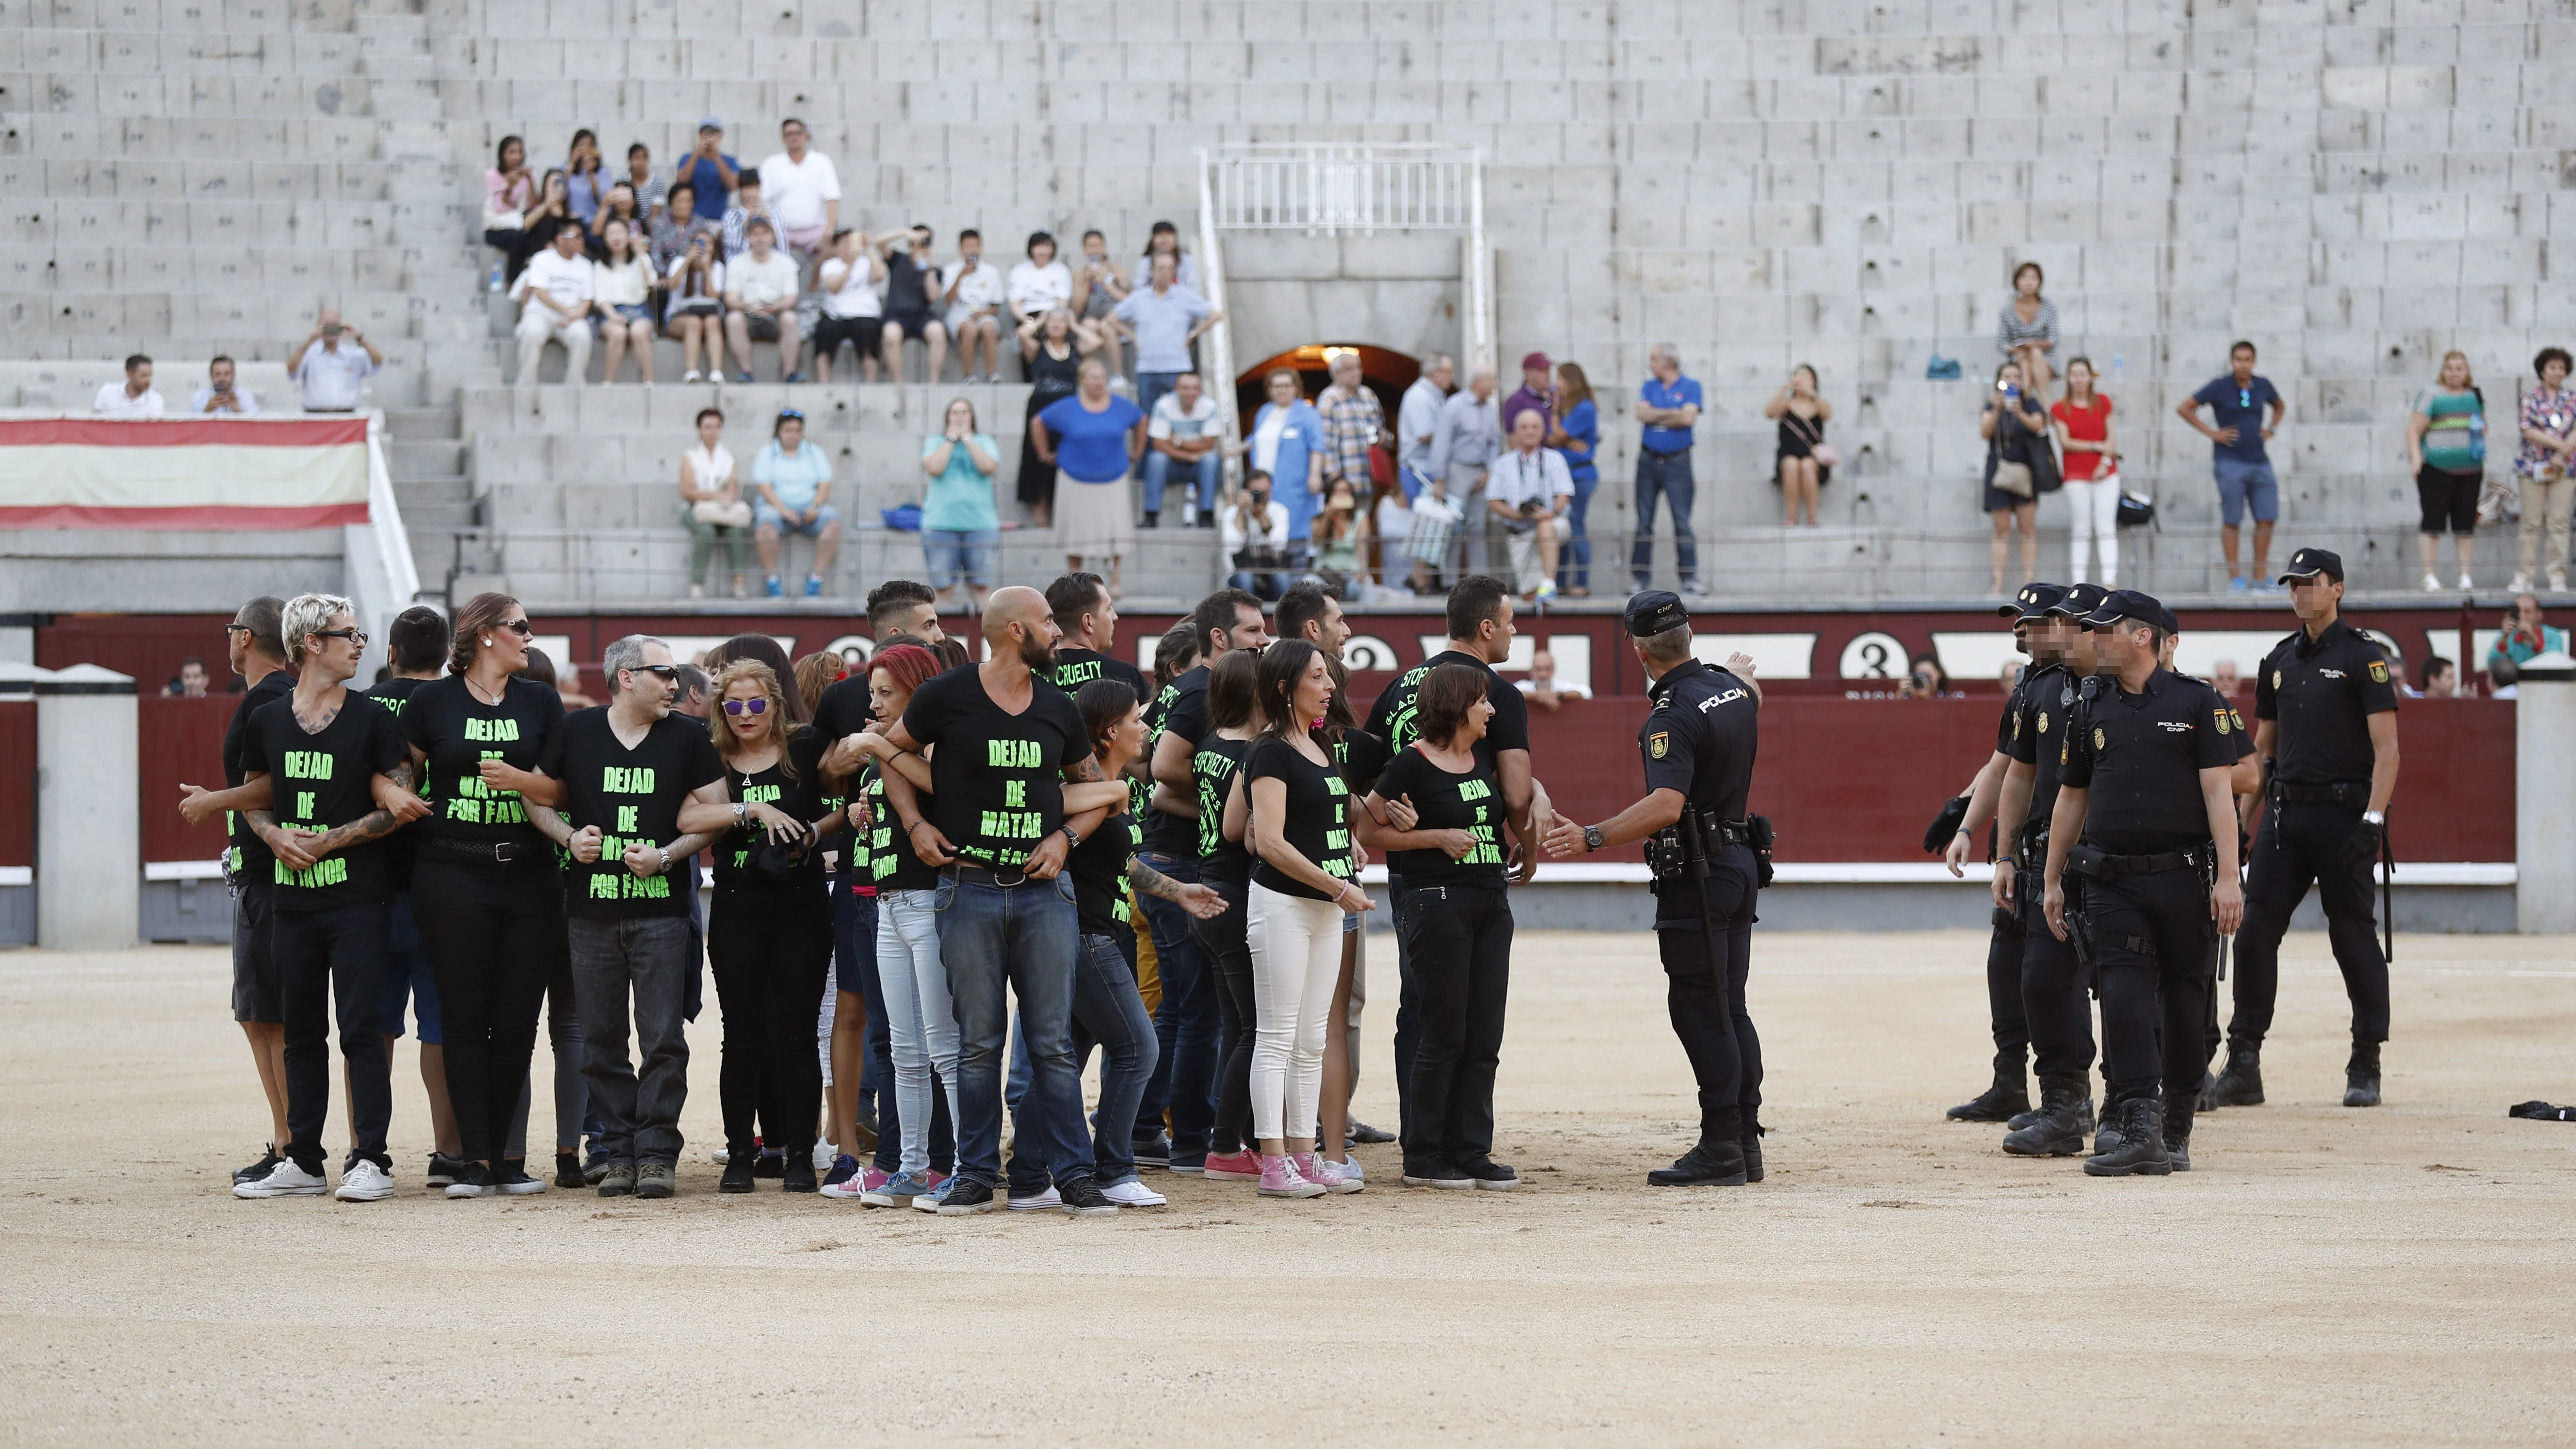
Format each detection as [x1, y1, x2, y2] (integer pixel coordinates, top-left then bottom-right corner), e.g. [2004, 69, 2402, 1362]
[2, 927, 2573, 1445]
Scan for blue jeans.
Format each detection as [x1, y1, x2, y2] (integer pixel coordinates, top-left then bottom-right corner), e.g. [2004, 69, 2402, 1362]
[1131, 373, 1181, 473]
[1007, 932, 1161, 1188]
[880, 887, 964, 1179]
[1143, 449, 1221, 518]
[1135, 850, 1220, 1157]
[934, 870, 1086, 1187]
[921, 529, 998, 590]
[1559, 469, 1598, 592]
[1631, 447, 1698, 588]
[838, 884, 953, 1175]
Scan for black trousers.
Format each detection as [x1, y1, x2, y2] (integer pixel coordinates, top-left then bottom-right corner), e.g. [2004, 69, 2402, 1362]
[1983, 911, 2032, 1076]
[2019, 889, 2095, 1079]
[2085, 867, 2216, 1109]
[413, 856, 563, 1163]
[1396, 882, 1513, 1166]
[1653, 848, 1763, 1142]
[276, 900, 394, 1174]
[708, 888, 835, 1155]
[1387, 872, 1419, 1145]
[1195, 871, 1258, 1155]
[2230, 799, 2390, 1048]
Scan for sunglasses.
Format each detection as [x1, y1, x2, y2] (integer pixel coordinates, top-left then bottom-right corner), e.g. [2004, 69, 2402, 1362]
[499, 619, 533, 636]
[311, 628, 368, 646]
[630, 664, 679, 681]
[721, 698, 770, 716]
[223, 623, 255, 636]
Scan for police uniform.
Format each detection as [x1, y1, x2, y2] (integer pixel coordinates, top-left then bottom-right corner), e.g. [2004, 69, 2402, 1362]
[2216, 548, 2397, 1108]
[1948, 585, 2050, 1124]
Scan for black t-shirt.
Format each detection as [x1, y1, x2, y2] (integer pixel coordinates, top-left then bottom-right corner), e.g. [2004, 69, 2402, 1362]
[1192, 734, 1254, 884]
[1070, 812, 1138, 936]
[812, 674, 873, 747]
[1365, 648, 1531, 777]
[861, 763, 939, 892]
[1142, 663, 1211, 855]
[2061, 668, 2238, 854]
[242, 689, 408, 911]
[399, 674, 566, 851]
[900, 667, 1091, 869]
[1372, 742, 1506, 887]
[2003, 661, 2078, 836]
[712, 727, 834, 896]
[222, 668, 295, 876]
[1244, 734, 1354, 901]
[363, 676, 432, 889]
[1047, 646, 1150, 703]
[1639, 660, 1759, 820]
[1333, 727, 1392, 797]
[2255, 620, 2399, 786]
[536, 707, 726, 917]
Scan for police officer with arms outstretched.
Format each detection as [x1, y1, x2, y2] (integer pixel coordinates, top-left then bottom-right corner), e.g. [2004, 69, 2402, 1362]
[2042, 590, 2244, 1176]
[2210, 548, 2399, 1109]
[1545, 592, 1768, 1187]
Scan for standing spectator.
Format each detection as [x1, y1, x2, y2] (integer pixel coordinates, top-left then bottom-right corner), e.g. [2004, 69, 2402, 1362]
[1498, 351, 1554, 438]
[723, 218, 803, 384]
[2177, 340, 2287, 593]
[878, 225, 949, 385]
[1247, 367, 1330, 542]
[1317, 349, 1387, 493]
[1109, 252, 1220, 432]
[2421, 656, 2459, 698]
[919, 397, 1001, 614]
[2210, 658, 2244, 698]
[2487, 594, 2569, 673]
[1224, 471, 1293, 599]
[2408, 350, 2486, 593]
[1033, 360, 1148, 596]
[756, 118, 840, 263]
[1139, 219, 1201, 292]
[510, 223, 597, 387]
[621, 142, 666, 221]
[2052, 356, 2120, 586]
[592, 218, 657, 385]
[1488, 409, 1573, 601]
[1144, 370, 1224, 529]
[1005, 231, 1075, 333]
[1014, 308, 1084, 525]
[717, 173, 774, 261]
[189, 356, 260, 416]
[812, 228, 884, 384]
[1547, 361, 1599, 595]
[92, 354, 163, 417]
[483, 136, 538, 280]
[1430, 365, 1504, 575]
[1980, 360, 2049, 595]
[941, 229, 1007, 384]
[1763, 363, 1832, 528]
[1311, 475, 1370, 582]
[586, 182, 642, 257]
[563, 129, 606, 227]
[675, 118, 740, 217]
[1631, 343, 1704, 592]
[290, 311, 384, 412]
[511, 169, 575, 275]
[750, 409, 838, 598]
[1374, 468, 1417, 589]
[1996, 261, 2060, 399]
[169, 656, 210, 696]
[678, 406, 750, 600]
[661, 231, 726, 384]
[647, 182, 716, 275]
[1399, 353, 1456, 502]
[1071, 228, 1128, 374]
[2514, 346, 2576, 594]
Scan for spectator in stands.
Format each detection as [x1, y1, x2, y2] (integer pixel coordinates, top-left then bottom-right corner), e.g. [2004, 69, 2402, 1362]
[1144, 370, 1223, 529]
[483, 136, 538, 279]
[290, 310, 383, 412]
[941, 229, 1007, 384]
[1980, 359, 2048, 595]
[676, 118, 740, 216]
[1764, 363, 1831, 528]
[1016, 308, 1084, 525]
[2422, 656, 2458, 698]
[2489, 594, 2568, 672]
[553, 654, 600, 709]
[92, 354, 162, 418]
[622, 142, 666, 220]
[1900, 653, 1952, 699]
[752, 408, 838, 598]
[878, 225, 948, 384]
[593, 217, 657, 385]
[919, 397, 1001, 614]
[1034, 359, 1148, 595]
[2053, 356, 2119, 586]
[2211, 658, 2244, 698]
[564, 129, 606, 227]
[2178, 340, 2286, 593]
[2408, 349, 2485, 593]
[718, 172, 773, 261]
[2487, 656, 2520, 699]
[1516, 648, 1588, 711]
[1398, 352, 1455, 501]
[724, 217, 803, 384]
[1373, 468, 1415, 589]
[1140, 220, 1200, 292]
[1224, 469, 1292, 599]
[1499, 351, 1554, 438]
[647, 181, 716, 274]
[1071, 229, 1127, 374]
[1548, 361, 1599, 595]
[1248, 366, 1329, 541]
[1996, 261, 2059, 400]
[510, 222, 597, 387]
[679, 405, 750, 600]
[2514, 346, 2576, 594]
[757, 118, 840, 264]
[1430, 363, 1503, 573]
[1631, 342, 1703, 593]
[662, 230, 726, 383]
[1489, 408, 1574, 601]
[169, 657, 210, 697]
[587, 182, 642, 257]
[813, 228, 884, 384]
[190, 356, 259, 415]
[1311, 475, 1370, 585]
[1110, 251, 1219, 431]
[1317, 349, 1385, 491]
[1006, 231, 1074, 335]
[512, 169, 576, 274]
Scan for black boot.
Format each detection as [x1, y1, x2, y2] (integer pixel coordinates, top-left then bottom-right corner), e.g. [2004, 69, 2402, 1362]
[1647, 1138, 1749, 1187]
[2343, 1040, 2382, 1108]
[2164, 1103, 2193, 1173]
[2082, 1097, 2173, 1176]
[2001, 1074, 2093, 1157]
[2210, 1041, 2265, 1107]
[1741, 1124, 1765, 1184]
[782, 1147, 818, 1193]
[1946, 1067, 2030, 1123]
[719, 1148, 757, 1194]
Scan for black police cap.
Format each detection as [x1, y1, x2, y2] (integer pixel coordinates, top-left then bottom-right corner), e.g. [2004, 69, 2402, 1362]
[1624, 589, 1690, 637]
[2077, 588, 2176, 634]
[1999, 581, 2067, 621]
[2044, 582, 2109, 620]
[2278, 547, 2343, 584]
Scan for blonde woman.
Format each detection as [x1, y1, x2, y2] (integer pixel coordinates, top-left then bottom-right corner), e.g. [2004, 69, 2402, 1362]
[2407, 349, 2485, 593]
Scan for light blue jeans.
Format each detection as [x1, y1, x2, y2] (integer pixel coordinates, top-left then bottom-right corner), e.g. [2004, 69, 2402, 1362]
[876, 889, 963, 1179]
[1006, 931, 1160, 1190]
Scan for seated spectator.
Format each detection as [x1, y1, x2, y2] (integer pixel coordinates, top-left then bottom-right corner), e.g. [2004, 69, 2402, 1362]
[555, 656, 599, 710]
[675, 118, 740, 217]
[1311, 475, 1371, 582]
[1070, 229, 1127, 374]
[1223, 468, 1293, 600]
[877, 225, 949, 384]
[1015, 308, 1083, 524]
[751, 409, 838, 598]
[587, 181, 643, 256]
[1997, 660, 2023, 692]
[2489, 595, 2570, 672]
[510, 222, 597, 387]
[1372, 472, 1415, 588]
[724, 218, 803, 384]
[1996, 261, 2059, 398]
[290, 310, 383, 411]
[1900, 653, 1952, 699]
[512, 169, 575, 275]
[2211, 658, 2242, 697]
[678, 405, 750, 600]
[621, 141, 667, 221]
[1005, 231, 1074, 332]
[189, 355, 260, 415]
[1764, 363, 1832, 528]
[482, 135, 538, 281]
[757, 118, 839, 263]
[919, 396, 1001, 613]
[1516, 647, 1589, 711]
[2421, 655, 2457, 698]
[1143, 370, 1223, 528]
[812, 229, 884, 384]
[1139, 219, 1200, 292]
[1488, 408, 1574, 600]
[2488, 656, 2520, 700]
[719, 173, 773, 261]
[593, 217, 657, 384]
[942, 229, 1007, 384]
[662, 231, 726, 383]
[92, 354, 163, 418]
[168, 656, 210, 697]
[564, 129, 607, 227]
[648, 181, 717, 274]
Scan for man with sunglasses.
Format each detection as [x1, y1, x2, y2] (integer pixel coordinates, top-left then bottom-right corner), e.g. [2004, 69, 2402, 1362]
[2179, 341, 2287, 594]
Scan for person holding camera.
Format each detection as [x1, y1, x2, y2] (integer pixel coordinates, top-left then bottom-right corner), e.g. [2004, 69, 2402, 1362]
[1489, 409, 1574, 602]
[191, 356, 261, 415]
[1981, 360, 2051, 596]
[1222, 469, 1294, 600]
[291, 309, 383, 413]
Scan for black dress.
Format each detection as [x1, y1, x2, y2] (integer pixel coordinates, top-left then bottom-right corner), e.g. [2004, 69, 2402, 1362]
[1017, 341, 1082, 511]
[1775, 407, 1831, 487]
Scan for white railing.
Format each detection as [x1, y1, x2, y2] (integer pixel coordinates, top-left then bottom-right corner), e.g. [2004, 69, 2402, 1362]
[343, 410, 424, 674]
[1203, 143, 1482, 236]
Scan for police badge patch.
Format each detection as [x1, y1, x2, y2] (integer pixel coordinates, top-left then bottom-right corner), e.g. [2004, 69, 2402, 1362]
[2369, 660, 2390, 684]
[2273, 669, 2283, 688]
[2039, 711, 2051, 734]
[2215, 709, 2231, 734]
[2093, 727, 2106, 751]
[1649, 731, 1670, 759]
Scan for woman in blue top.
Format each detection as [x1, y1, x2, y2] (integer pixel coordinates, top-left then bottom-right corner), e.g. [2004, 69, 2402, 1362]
[1247, 367, 1330, 542]
[1034, 359, 1147, 595]
[751, 409, 839, 598]
[1547, 361, 1601, 596]
[919, 396, 1001, 613]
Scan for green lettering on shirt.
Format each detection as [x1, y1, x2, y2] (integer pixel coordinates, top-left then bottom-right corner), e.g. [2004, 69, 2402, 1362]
[1458, 777, 1493, 803]
[464, 716, 519, 742]
[282, 750, 334, 781]
[274, 856, 349, 889]
[617, 804, 640, 834]
[602, 765, 657, 794]
[988, 738, 1043, 769]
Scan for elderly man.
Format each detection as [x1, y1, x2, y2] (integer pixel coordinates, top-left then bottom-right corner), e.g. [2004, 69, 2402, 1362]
[724, 217, 804, 383]
[510, 223, 597, 387]
[1498, 350, 1555, 438]
[1632, 342, 1704, 593]
[1428, 364, 1505, 575]
[1397, 353, 1455, 503]
[1317, 350, 1386, 493]
[92, 354, 164, 418]
[190, 356, 261, 415]
[1489, 408, 1575, 600]
[291, 312, 384, 412]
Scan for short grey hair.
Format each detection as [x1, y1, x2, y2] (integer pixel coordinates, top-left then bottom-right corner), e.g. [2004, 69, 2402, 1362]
[675, 661, 709, 702]
[1649, 342, 1680, 366]
[280, 592, 356, 665]
[1637, 622, 1693, 667]
[1425, 352, 1455, 374]
[600, 634, 665, 694]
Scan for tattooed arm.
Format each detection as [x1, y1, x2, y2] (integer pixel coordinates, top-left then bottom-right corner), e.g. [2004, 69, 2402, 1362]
[1130, 853, 1227, 920]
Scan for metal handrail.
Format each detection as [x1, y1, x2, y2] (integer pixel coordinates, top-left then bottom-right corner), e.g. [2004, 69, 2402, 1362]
[1203, 143, 1482, 236]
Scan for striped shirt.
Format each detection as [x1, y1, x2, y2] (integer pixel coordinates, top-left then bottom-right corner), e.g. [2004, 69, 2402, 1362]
[1316, 382, 1384, 484]
[1996, 296, 2060, 358]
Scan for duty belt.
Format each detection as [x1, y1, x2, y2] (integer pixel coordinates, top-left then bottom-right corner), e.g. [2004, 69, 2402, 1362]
[2272, 780, 2367, 805]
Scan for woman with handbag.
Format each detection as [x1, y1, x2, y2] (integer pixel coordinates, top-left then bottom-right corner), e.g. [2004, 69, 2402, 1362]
[2051, 356, 2121, 586]
[2409, 350, 2488, 593]
[1980, 360, 2049, 596]
[2513, 346, 2576, 593]
[483, 136, 537, 282]
[678, 406, 752, 598]
[1764, 363, 1835, 527]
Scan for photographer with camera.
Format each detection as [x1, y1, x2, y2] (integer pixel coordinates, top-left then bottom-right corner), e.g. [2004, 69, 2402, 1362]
[1489, 409, 1574, 602]
[291, 309, 383, 413]
[190, 356, 261, 416]
[1222, 469, 1294, 601]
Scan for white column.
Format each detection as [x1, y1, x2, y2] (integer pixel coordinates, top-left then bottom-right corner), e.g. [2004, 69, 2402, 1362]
[36, 664, 137, 950]
[2516, 678, 2576, 934]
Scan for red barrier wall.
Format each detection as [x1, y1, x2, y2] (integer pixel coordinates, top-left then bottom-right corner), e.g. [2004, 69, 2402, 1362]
[141, 696, 239, 865]
[0, 701, 32, 869]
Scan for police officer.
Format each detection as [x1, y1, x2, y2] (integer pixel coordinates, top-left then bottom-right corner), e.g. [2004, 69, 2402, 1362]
[2210, 548, 2399, 1109]
[1545, 591, 1767, 1187]
[2042, 590, 2244, 1176]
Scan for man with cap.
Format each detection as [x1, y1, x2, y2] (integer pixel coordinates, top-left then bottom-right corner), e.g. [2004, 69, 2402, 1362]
[1545, 591, 1768, 1186]
[2042, 588, 2244, 1175]
[2211, 548, 2399, 1109]
[1499, 351, 1555, 439]
[676, 118, 741, 216]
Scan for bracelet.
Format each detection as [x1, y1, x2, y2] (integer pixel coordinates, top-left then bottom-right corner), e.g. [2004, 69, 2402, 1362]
[655, 845, 670, 875]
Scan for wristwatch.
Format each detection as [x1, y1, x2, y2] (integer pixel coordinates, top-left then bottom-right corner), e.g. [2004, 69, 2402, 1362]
[1582, 825, 1605, 853]
[2362, 810, 2384, 826]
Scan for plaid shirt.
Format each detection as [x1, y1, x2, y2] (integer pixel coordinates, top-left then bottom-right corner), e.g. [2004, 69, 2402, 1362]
[1316, 383, 1385, 483]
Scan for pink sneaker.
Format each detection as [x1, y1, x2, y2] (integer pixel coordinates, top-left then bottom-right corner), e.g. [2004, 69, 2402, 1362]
[1202, 1149, 1261, 1182]
[1296, 1151, 1363, 1194]
[1257, 1153, 1325, 1199]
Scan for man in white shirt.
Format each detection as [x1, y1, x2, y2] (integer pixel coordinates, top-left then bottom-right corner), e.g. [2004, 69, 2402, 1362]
[755, 118, 840, 262]
[509, 221, 597, 387]
[942, 228, 1007, 384]
[290, 310, 384, 411]
[813, 228, 885, 385]
[189, 355, 261, 415]
[1515, 647, 1591, 712]
[724, 217, 804, 383]
[1488, 407, 1574, 599]
[1397, 352, 1454, 501]
[1143, 370, 1224, 528]
[92, 354, 164, 418]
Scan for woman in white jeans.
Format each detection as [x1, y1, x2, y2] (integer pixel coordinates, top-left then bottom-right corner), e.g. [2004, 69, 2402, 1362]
[1236, 639, 1372, 1199]
[2051, 356, 2121, 587]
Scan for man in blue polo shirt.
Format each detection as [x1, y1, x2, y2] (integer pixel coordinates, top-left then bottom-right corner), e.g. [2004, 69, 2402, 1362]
[1631, 342, 1703, 593]
[2178, 340, 2287, 593]
[674, 117, 741, 217]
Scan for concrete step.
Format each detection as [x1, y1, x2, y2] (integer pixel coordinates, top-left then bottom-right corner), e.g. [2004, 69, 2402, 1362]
[381, 403, 460, 440]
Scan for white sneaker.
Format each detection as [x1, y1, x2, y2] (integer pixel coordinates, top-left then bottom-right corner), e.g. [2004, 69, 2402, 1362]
[2458, 573, 2476, 592]
[2510, 572, 2533, 593]
[1328, 1156, 1364, 1185]
[1102, 1177, 1167, 1208]
[1006, 1184, 1061, 1211]
[2552, 572, 2568, 593]
[233, 1159, 327, 1199]
[683, 370, 701, 384]
[335, 1161, 395, 1202]
[2421, 574, 2443, 592]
